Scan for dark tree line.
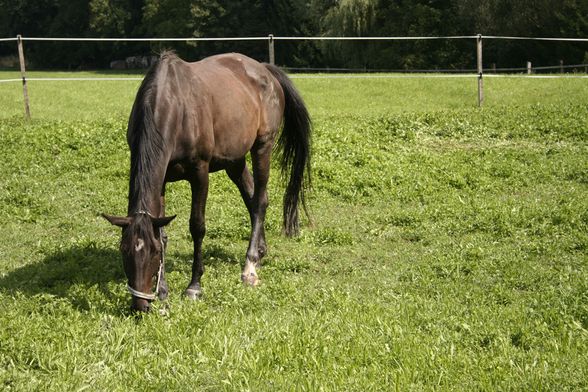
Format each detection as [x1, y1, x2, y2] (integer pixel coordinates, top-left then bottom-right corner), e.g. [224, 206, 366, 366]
[0, 0, 586, 70]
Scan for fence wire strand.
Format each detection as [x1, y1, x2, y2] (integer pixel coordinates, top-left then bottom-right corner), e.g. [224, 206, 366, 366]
[3, 35, 586, 42]
[18, 36, 269, 42]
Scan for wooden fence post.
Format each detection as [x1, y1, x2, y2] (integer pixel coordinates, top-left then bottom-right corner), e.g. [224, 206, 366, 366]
[477, 34, 484, 107]
[268, 34, 275, 65]
[17, 35, 31, 120]
[527, 61, 532, 75]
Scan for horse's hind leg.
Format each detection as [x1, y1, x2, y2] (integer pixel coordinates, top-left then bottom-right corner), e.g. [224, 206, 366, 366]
[226, 159, 267, 257]
[185, 162, 209, 299]
[240, 140, 272, 286]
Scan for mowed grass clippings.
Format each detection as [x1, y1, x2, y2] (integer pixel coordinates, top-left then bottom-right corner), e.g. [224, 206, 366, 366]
[0, 72, 587, 390]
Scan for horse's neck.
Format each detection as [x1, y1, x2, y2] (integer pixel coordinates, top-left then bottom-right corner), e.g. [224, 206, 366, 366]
[127, 155, 167, 217]
[127, 190, 162, 217]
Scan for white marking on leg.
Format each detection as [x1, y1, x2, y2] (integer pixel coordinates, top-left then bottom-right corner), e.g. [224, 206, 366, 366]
[185, 287, 202, 300]
[242, 259, 259, 286]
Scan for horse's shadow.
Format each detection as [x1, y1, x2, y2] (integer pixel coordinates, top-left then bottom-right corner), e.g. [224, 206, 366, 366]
[0, 244, 126, 314]
[0, 242, 241, 315]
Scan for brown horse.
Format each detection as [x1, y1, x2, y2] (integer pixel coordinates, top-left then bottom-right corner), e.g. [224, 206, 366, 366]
[103, 51, 311, 312]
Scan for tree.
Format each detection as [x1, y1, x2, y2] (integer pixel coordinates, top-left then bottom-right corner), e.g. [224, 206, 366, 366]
[0, 0, 585, 69]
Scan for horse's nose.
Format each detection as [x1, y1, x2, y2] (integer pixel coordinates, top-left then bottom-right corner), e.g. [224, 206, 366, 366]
[131, 298, 151, 312]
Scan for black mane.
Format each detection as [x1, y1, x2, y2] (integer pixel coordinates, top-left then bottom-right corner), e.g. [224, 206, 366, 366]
[126, 51, 178, 213]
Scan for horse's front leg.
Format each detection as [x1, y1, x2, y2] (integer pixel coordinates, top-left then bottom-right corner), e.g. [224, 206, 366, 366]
[185, 163, 209, 299]
[241, 141, 272, 286]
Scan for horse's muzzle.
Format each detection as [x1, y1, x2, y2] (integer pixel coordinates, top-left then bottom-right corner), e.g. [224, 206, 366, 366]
[131, 297, 151, 312]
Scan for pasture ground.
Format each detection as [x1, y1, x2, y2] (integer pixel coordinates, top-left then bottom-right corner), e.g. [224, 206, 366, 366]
[0, 71, 587, 390]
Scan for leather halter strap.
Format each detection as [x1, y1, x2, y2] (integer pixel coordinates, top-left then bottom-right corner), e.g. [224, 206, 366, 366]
[126, 210, 165, 301]
[135, 209, 155, 218]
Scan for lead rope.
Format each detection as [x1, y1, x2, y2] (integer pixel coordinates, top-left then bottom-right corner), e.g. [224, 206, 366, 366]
[154, 227, 165, 297]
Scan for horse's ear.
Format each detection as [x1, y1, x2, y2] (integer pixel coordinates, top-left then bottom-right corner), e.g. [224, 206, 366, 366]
[102, 213, 131, 228]
[152, 215, 176, 228]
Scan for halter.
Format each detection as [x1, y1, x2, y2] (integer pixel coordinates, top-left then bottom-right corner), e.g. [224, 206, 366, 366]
[126, 210, 165, 301]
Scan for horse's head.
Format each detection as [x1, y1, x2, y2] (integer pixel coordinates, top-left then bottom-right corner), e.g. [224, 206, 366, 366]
[102, 212, 175, 312]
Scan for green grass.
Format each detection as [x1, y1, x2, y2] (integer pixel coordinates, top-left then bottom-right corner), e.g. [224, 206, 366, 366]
[0, 71, 587, 390]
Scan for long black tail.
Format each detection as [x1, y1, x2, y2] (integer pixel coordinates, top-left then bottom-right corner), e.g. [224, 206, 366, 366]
[265, 64, 312, 237]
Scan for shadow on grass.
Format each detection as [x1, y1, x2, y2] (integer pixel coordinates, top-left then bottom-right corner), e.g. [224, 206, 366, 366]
[0, 244, 126, 314]
[0, 241, 242, 315]
[202, 243, 242, 266]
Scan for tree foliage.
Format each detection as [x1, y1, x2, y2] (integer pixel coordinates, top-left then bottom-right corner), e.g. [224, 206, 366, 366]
[0, 0, 586, 69]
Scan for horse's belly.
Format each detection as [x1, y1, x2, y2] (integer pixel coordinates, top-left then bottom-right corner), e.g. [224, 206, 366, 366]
[211, 113, 259, 160]
[209, 158, 236, 172]
[165, 157, 240, 182]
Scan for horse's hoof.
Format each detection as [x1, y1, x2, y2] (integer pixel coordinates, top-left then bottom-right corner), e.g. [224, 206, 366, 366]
[241, 273, 260, 287]
[184, 287, 202, 300]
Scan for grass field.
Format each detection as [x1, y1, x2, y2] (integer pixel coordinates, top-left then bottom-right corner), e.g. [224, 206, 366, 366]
[0, 70, 587, 390]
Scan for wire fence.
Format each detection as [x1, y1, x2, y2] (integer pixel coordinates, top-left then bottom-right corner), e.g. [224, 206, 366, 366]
[1, 34, 587, 117]
[284, 63, 588, 74]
